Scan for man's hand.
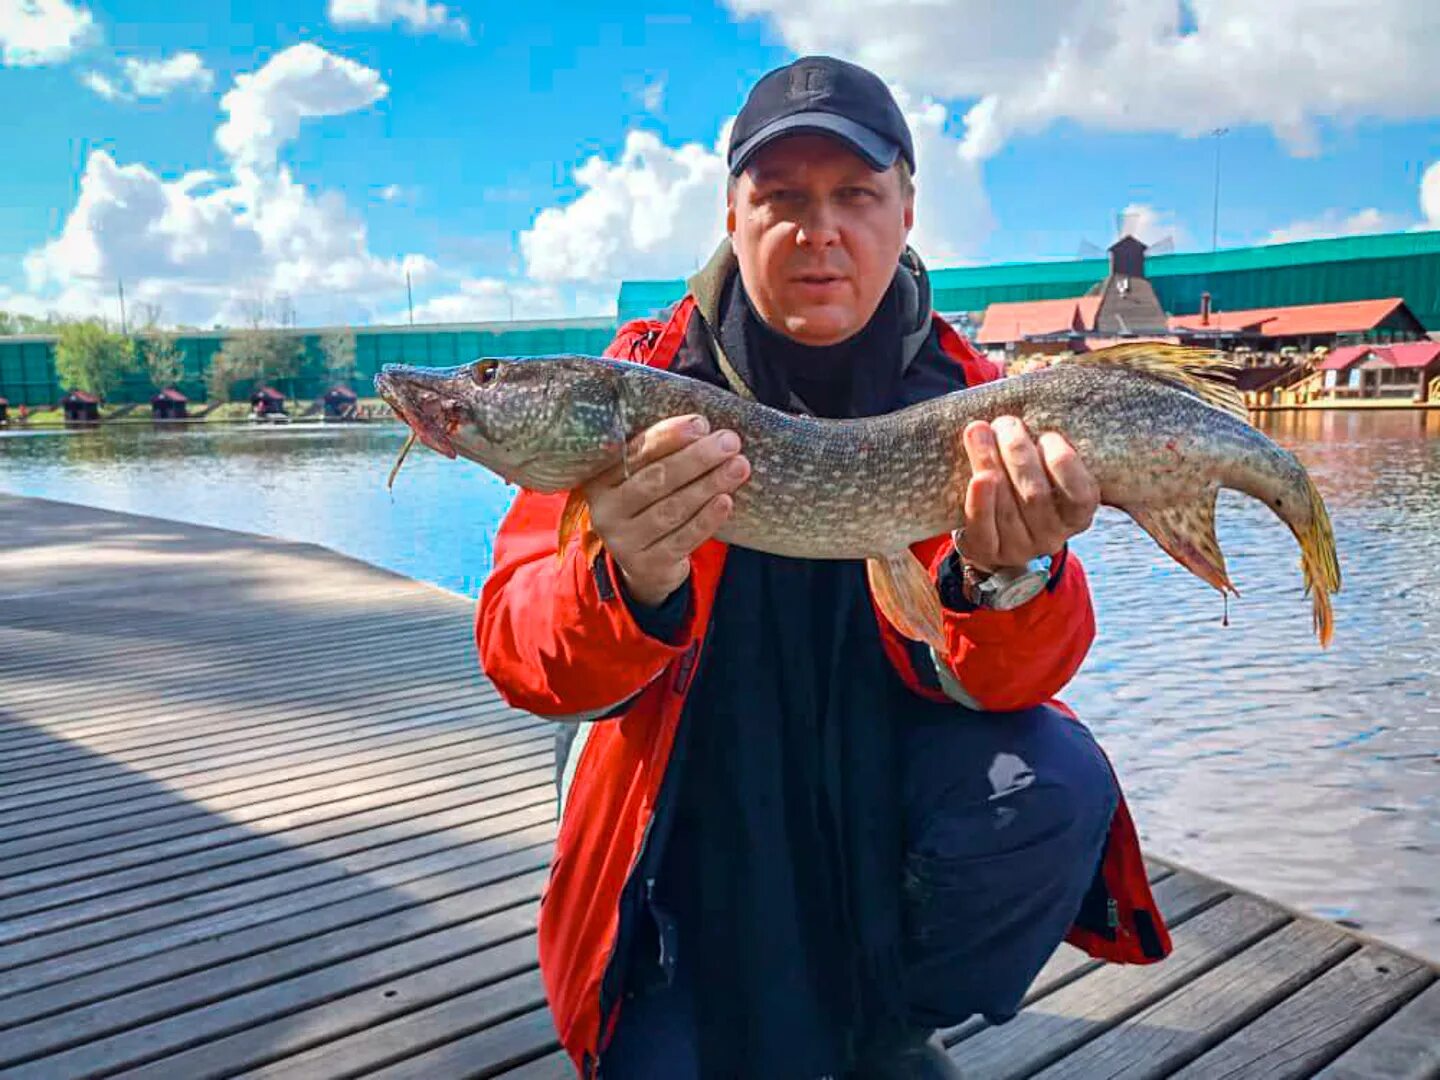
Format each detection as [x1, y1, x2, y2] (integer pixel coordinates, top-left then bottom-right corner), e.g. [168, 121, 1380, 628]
[582, 414, 750, 607]
[955, 416, 1099, 573]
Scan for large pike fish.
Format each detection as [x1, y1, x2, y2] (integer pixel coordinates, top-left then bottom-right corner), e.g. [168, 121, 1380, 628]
[375, 344, 1341, 649]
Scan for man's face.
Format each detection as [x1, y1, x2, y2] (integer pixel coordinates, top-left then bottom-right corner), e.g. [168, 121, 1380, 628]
[728, 133, 914, 347]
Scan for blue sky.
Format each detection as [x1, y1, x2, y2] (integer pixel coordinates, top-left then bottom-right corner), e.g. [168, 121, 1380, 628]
[1, 0, 1437, 326]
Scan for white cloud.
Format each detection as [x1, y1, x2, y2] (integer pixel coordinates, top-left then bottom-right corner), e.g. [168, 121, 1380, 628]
[378, 183, 405, 202]
[19, 45, 430, 328]
[1116, 203, 1187, 248]
[519, 129, 731, 286]
[216, 43, 388, 168]
[633, 74, 665, 114]
[124, 51, 213, 97]
[517, 87, 992, 289]
[328, 0, 469, 36]
[0, 0, 95, 67]
[724, 0, 1440, 159]
[402, 278, 570, 324]
[892, 86, 992, 265]
[1265, 207, 1403, 245]
[82, 69, 124, 100]
[1421, 162, 1440, 227]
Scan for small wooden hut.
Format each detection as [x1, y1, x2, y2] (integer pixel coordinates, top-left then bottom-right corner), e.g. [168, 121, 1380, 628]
[61, 390, 101, 422]
[151, 387, 189, 419]
[250, 386, 287, 416]
[323, 386, 358, 419]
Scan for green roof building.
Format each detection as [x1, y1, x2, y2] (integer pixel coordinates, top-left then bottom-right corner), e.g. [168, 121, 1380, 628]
[616, 230, 1440, 332]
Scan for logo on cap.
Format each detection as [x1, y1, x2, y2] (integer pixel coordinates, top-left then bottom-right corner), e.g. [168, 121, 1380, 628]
[788, 62, 831, 102]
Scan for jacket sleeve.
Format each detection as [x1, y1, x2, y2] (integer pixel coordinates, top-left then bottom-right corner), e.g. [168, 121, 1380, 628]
[918, 533, 1095, 711]
[474, 318, 699, 720]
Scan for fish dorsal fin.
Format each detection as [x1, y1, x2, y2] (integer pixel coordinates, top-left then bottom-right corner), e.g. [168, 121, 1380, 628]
[1069, 343, 1249, 421]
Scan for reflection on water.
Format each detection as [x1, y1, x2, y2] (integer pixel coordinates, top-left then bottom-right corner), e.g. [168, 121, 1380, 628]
[3, 410, 1438, 960]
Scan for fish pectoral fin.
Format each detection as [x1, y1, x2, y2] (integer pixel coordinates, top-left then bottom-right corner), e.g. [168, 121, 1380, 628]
[1126, 492, 1238, 596]
[557, 489, 605, 564]
[866, 551, 947, 655]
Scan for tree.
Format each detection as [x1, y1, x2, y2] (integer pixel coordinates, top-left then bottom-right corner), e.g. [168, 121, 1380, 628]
[319, 331, 356, 386]
[207, 297, 304, 401]
[136, 306, 185, 391]
[143, 331, 186, 391]
[54, 320, 136, 399]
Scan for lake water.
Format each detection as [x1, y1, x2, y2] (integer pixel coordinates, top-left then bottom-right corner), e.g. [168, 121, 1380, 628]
[3, 411, 1437, 961]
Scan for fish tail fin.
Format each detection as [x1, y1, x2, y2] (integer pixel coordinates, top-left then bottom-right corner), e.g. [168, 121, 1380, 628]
[1126, 489, 1240, 598]
[558, 489, 604, 564]
[867, 550, 947, 655]
[1071, 343, 1249, 421]
[1294, 473, 1341, 648]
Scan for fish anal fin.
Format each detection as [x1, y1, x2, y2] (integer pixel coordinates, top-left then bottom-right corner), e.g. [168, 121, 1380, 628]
[1072, 343, 1249, 421]
[1126, 492, 1239, 597]
[558, 489, 604, 564]
[867, 550, 947, 655]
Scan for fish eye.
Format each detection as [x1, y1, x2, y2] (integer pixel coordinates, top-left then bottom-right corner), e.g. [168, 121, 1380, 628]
[472, 360, 499, 386]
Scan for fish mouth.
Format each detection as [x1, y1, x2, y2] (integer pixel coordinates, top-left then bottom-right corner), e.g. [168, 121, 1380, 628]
[375, 368, 457, 459]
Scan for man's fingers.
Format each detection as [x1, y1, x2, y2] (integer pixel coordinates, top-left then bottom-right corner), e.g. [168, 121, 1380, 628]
[630, 454, 750, 549]
[961, 470, 999, 568]
[645, 492, 736, 565]
[1038, 431, 1099, 532]
[992, 416, 1065, 552]
[592, 414, 711, 489]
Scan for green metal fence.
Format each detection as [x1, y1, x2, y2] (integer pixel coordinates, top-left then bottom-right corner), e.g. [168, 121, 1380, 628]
[0, 319, 618, 408]
[617, 229, 1440, 330]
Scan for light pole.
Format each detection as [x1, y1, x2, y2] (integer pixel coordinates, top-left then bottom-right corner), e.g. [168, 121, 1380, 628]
[1211, 127, 1229, 253]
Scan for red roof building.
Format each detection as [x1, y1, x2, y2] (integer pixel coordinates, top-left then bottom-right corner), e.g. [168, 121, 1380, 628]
[977, 297, 1102, 345]
[1170, 298, 1422, 341]
[1313, 342, 1440, 401]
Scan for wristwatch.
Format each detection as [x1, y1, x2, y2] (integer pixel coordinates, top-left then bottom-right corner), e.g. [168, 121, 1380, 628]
[960, 553, 1054, 611]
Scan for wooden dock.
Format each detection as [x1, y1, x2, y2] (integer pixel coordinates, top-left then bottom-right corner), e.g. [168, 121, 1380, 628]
[1, 493, 1436, 1079]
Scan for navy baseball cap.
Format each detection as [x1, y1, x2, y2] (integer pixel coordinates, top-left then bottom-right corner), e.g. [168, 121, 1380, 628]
[728, 56, 915, 178]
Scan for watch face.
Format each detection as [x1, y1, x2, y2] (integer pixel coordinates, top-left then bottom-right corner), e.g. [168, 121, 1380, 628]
[996, 572, 1047, 610]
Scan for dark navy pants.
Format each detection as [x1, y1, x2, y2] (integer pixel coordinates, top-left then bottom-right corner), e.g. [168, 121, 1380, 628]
[601, 704, 1118, 1077]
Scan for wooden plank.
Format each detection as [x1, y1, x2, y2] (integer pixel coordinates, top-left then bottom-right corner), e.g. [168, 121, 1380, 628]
[0, 862, 549, 1069]
[0, 701, 531, 817]
[2, 898, 544, 1078]
[364, 1008, 564, 1080]
[1, 750, 552, 889]
[1172, 947, 1435, 1079]
[1, 658, 496, 774]
[0, 689, 510, 800]
[0, 814, 554, 1029]
[0, 812, 547, 1008]
[165, 964, 548, 1079]
[1031, 918, 1359, 1079]
[0, 615, 473, 712]
[487, 1050, 575, 1080]
[941, 864, 1229, 1047]
[0, 801, 554, 976]
[0, 775, 553, 926]
[1315, 980, 1440, 1079]
[0, 713, 542, 838]
[948, 893, 1287, 1078]
[0, 759, 553, 901]
[0, 723, 546, 856]
[0, 609, 467, 714]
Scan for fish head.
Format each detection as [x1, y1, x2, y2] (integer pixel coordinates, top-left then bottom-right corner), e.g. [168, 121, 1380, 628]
[375, 356, 629, 490]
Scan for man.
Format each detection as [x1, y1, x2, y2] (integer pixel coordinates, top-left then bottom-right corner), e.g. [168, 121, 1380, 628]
[478, 56, 1170, 1079]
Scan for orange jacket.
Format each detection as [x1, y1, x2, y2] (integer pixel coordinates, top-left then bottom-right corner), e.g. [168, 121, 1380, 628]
[477, 297, 1171, 1075]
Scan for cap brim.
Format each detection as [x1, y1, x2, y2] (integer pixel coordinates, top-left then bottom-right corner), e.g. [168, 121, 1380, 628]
[728, 112, 899, 176]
